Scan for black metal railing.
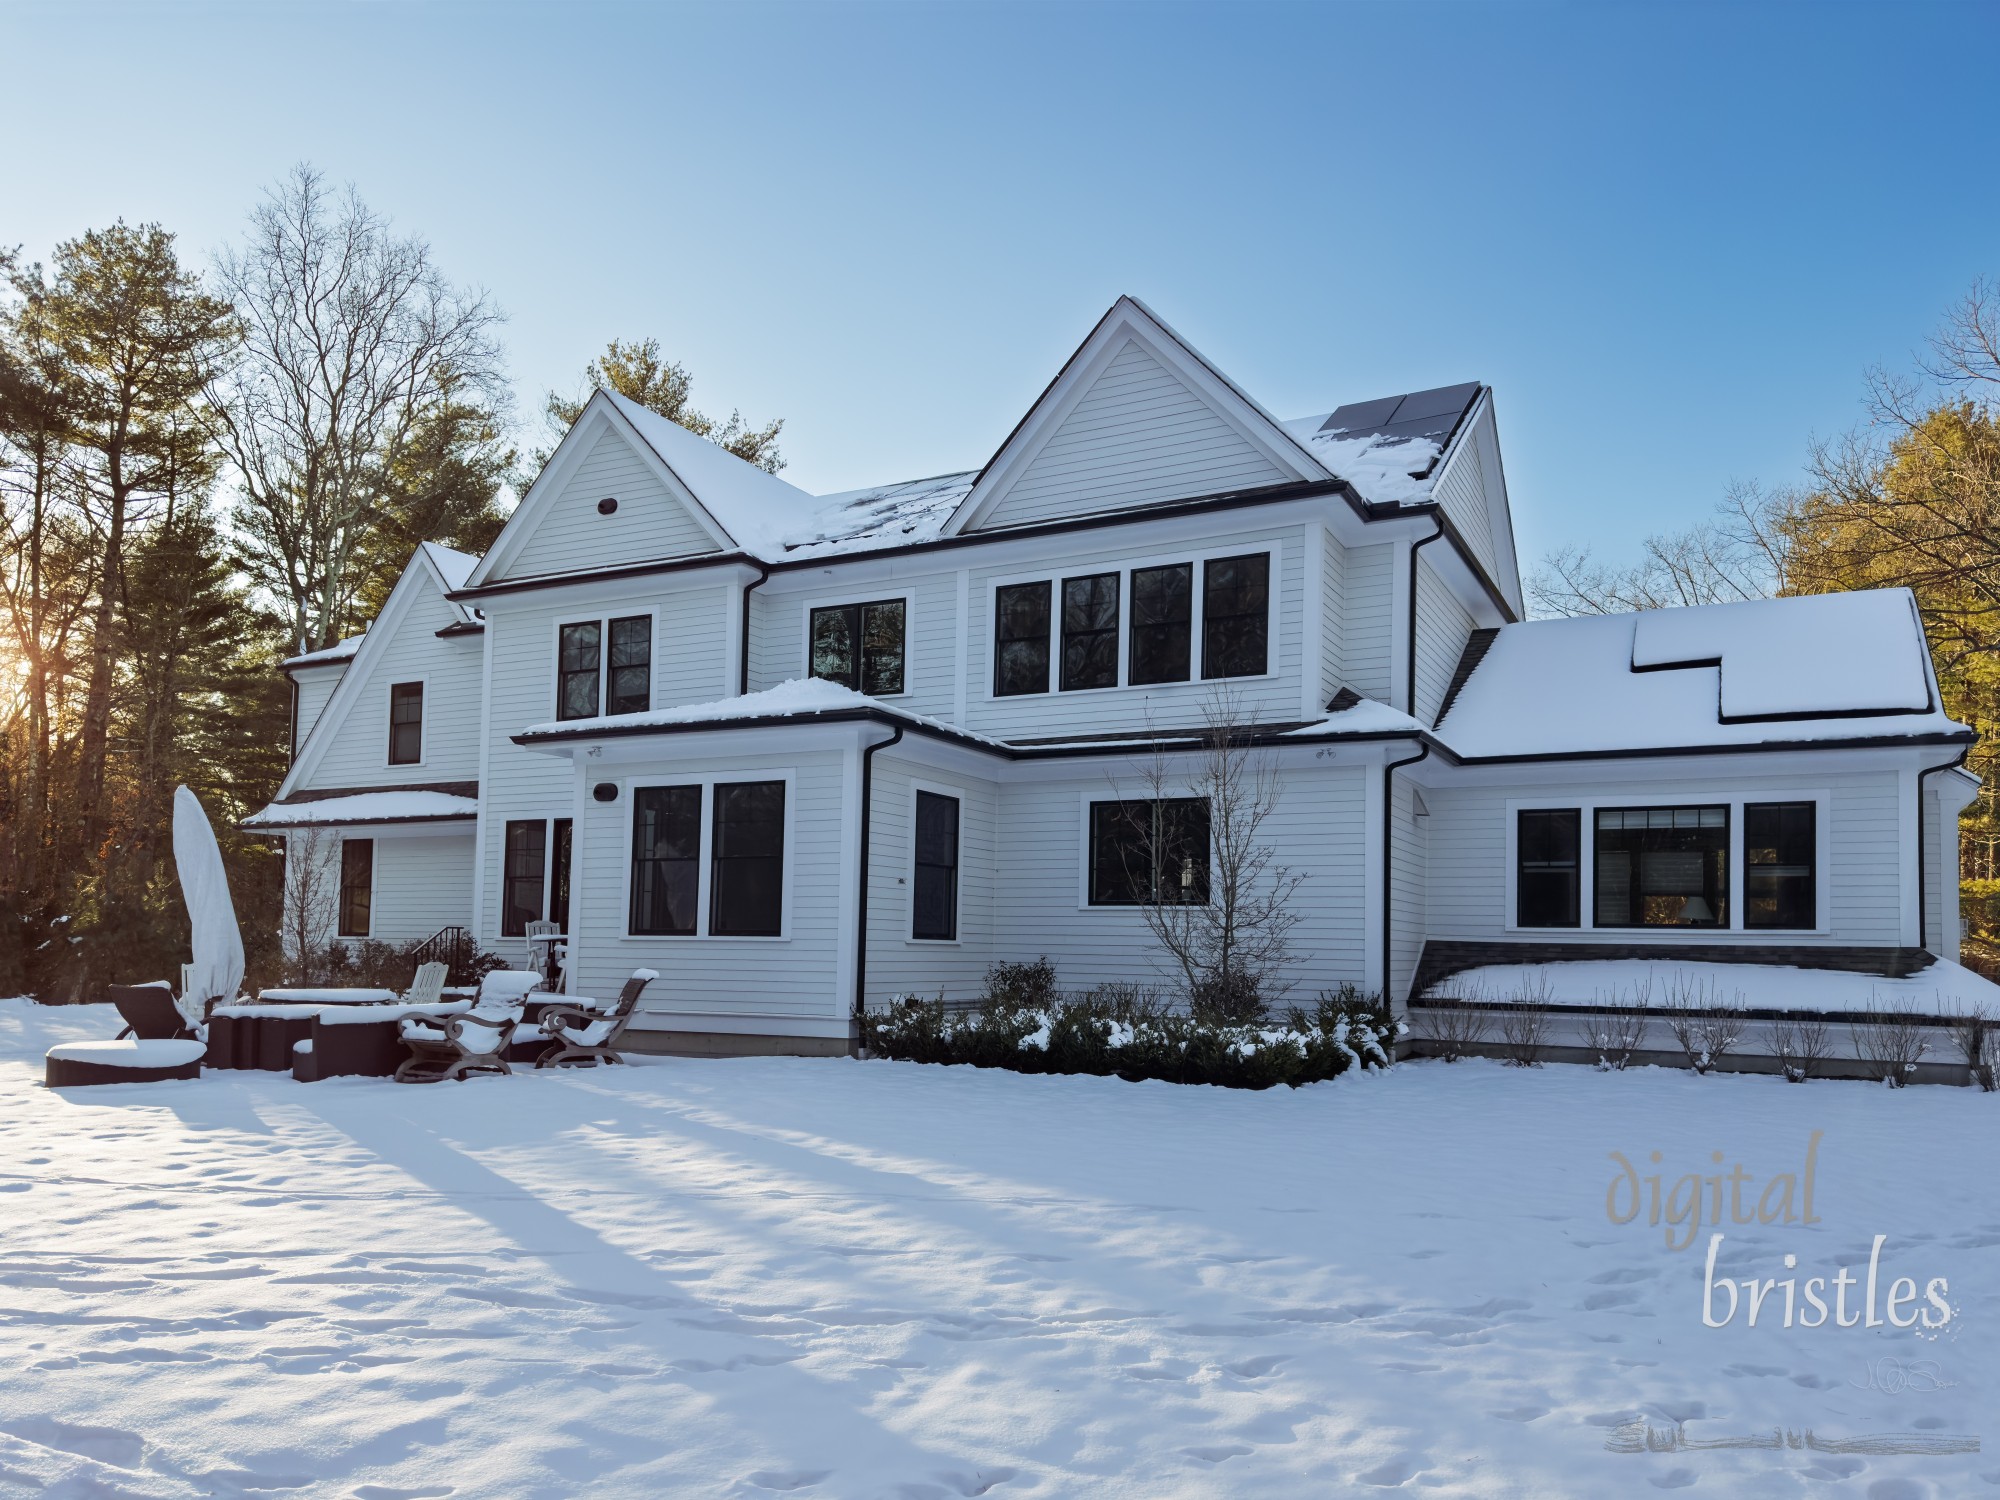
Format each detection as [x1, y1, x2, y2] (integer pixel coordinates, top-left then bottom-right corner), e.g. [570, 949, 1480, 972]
[411, 925, 475, 985]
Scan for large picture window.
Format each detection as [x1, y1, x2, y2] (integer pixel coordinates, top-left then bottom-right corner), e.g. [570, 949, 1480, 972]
[1202, 553, 1270, 679]
[1593, 806, 1729, 928]
[1060, 573, 1119, 692]
[912, 791, 960, 941]
[1745, 801, 1815, 930]
[502, 820, 548, 937]
[1128, 563, 1192, 686]
[1516, 809, 1581, 928]
[810, 600, 906, 696]
[994, 582, 1052, 697]
[630, 787, 700, 936]
[388, 682, 423, 765]
[338, 839, 373, 937]
[1089, 798, 1211, 907]
[710, 781, 786, 936]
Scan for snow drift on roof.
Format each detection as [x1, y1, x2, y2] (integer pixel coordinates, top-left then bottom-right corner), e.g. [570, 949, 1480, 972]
[1436, 593, 1965, 759]
[605, 392, 824, 559]
[519, 678, 1010, 750]
[1279, 697, 1428, 738]
[782, 472, 979, 560]
[282, 636, 363, 669]
[242, 790, 480, 828]
[1630, 590, 1933, 720]
[1279, 417, 1443, 507]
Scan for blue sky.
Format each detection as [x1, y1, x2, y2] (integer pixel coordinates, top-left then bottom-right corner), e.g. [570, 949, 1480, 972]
[4, 0, 1995, 574]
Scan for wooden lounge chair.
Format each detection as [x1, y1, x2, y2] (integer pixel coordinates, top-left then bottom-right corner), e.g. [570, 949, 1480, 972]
[521, 969, 658, 1069]
[110, 982, 197, 1041]
[393, 969, 543, 1083]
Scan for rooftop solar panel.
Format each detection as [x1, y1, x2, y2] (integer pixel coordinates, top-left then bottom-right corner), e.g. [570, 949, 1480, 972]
[1317, 381, 1481, 452]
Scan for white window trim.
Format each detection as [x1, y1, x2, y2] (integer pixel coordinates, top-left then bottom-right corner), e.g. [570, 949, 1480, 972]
[985, 540, 1283, 701]
[336, 834, 377, 940]
[499, 815, 570, 939]
[617, 769, 797, 942]
[385, 675, 429, 770]
[1075, 788, 1217, 913]
[550, 611, 659, 723]
[799, 591, 913, 700]
[1503, 789, 1832, 937]
[905, 778, 962, 946]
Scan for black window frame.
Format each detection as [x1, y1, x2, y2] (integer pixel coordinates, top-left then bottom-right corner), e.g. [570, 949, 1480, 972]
[994, 581, 1052, 697]
[337, 838, 373, 938]
[1088, 797, 1211, 907]
[606, 614, 652, 716]
[1059, 572, 1121, 692]
[388, 681, 424, 766]
[1201, 552, 1270, 680]
[549, 817, 573, 933]
[501, 819, 548, 938]
[709, 780, 787, 937]
[912, 791, 960, 941]
[629, 785, 702, 937]
[1744, 801, 1816, 931]
[809, 598, 908, 697]
[556, 621, 602, 721]
[1128, 563, 1193, 686]
[1516, 808, 1581, 928]
[1592, 804, 1731, 929]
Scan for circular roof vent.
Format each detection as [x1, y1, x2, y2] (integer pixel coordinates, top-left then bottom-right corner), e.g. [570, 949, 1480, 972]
[597, 497, 618, 515]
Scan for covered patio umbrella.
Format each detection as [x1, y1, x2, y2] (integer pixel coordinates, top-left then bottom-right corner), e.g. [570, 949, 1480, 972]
[172, 784, 245, 1023]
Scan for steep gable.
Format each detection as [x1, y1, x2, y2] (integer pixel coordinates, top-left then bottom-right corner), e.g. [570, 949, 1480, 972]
[947, 297, 1331, 536]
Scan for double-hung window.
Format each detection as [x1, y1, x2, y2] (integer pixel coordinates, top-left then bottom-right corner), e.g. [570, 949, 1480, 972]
[558, 616, 651, 720]
[912, 791, 960, 940]
[338, 838, 373, 937]
[1060, 573, 1119, 691]
[502, 820, 548, 937]
[810, 600, 906, 695]
[994, 582, 1052, 696]
[1594, 806, 1730, 928]
[1516, 809, 1581, 927]
[388, 682, 423, 765]
[1745, 801, 1815, 930]
[1201, 553, 1270, 679]
[627, 780, 788, 938]
[1128, 563, 1192, 686]
[1089, 798, 1211, 906]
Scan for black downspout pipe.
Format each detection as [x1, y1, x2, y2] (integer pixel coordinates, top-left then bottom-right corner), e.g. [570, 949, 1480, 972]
[1916, 746, 1972, 955]
[739, 563, 771, 697]
[1406, 519, 1446, 719]
[1382, 743, 1431, 1010]
[853, 724, 905, 1053]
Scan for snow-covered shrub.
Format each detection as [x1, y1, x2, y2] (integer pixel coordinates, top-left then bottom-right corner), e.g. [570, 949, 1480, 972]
[1945, 1002, 1995, 1091]
[1851, 997, 1932, 1088]
[1408, 982, 1492, 1062]
[860, 976, 1391, 1090]
[1581, 1009, 1650, 1071]
[1661, 975, 1746, 1075]
[1772, 1017, 1831, 1083]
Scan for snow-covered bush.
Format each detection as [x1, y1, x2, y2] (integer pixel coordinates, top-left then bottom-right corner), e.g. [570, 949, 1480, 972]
[862, 971, 1392, 1090]
[1851, 997, 1932, 1088]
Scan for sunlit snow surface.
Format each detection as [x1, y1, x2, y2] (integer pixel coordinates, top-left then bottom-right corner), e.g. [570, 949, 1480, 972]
[2, 998, 1995, 1498]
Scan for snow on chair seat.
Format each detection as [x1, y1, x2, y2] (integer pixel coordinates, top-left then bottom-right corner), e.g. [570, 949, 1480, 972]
[530, 969, 657, 1070]
[395, 970, 543, 1083]
[45, 1038, 205, 1088]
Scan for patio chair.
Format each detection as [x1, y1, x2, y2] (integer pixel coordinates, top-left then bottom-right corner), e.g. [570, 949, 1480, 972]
[403, 960, 449, 1010]
[393, 969, 543, 1083]
[524, 918, 562, 988]
[110, 982, 198, 1041]
[519, 969, 658, 1069]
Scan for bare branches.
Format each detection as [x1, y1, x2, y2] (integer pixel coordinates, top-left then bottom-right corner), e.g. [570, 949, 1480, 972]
[1850, 997, 1932, 1088]
[1772, 1018, 1831, 1083]
[1528, 483, 1797, 617]
[1944, 1002, 1994, 1091]
[210, 164, 507, 651]
[1661, 976, 1746, 1075]
[1582, 1009, 1651, 1071]
[1410, 998, 1491, 1062]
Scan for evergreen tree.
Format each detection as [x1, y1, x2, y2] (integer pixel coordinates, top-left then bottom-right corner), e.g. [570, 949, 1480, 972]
[536, 335, 784, 478]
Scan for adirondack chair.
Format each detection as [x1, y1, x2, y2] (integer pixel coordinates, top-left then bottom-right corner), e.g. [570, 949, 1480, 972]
[524, 919, 562, 988]
[110, 982, 197, 1041]
[520, 969, 658, 1069]
[403, 960, 449, 1009]
[393, 969, 543, 1083]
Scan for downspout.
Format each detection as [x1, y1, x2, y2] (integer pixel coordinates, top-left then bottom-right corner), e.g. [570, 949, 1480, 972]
[853, 723, 905, 1052]
[1382, 743, 1431, 1007]
[738, 563, 771, 697]
[1406, 518, 1446, 718]
[1916, 745, 1972, 955]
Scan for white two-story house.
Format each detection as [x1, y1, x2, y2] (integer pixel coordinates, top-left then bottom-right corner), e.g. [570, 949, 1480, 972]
[246, 297, 1981, 1055]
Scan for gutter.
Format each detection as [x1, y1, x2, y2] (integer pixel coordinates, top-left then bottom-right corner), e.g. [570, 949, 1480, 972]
[739, 563, 771, 697]
[1916, 744, 1973, 953]
[1405, 518, 1447, 716]
[1382, 743, 1431, 1005]
[853, 724, 905, 1052]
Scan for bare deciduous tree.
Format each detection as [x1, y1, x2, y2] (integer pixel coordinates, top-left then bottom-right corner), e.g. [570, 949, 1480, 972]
[1530, 482, 1797, 618]
[210, 164, 507, 652]
[280, 826, 338, 983]
[1122, 690, 1306, 1022]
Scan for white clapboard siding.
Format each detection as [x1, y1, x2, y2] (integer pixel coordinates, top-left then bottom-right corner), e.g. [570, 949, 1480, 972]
[492, 424, 722, 582]
[1923, 791, 1944, 952]
[1389, 776, 1427, 1005]
[990, 763, 1372, 999]
[345, 833, 476, 947]
[751, 568, 964, 722]
[1319, 527, 1347, 711]
[298, 587, 482, 790]
[569, 748, 848, 1025]
[1339, 544, 1394, 702]
[476, 579, 735, 950]
[1423, 769, 1907, 948]
[292, 665, 345, 751]
[961, 523, 1308, 741]
[974, 340, 1291, 531]
[1412, 553, 1476, 726]
[863, 755, 1001, 1006]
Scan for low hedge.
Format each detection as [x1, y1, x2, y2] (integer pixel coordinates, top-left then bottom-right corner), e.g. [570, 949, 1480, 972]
[860, 981, 1395, 1090]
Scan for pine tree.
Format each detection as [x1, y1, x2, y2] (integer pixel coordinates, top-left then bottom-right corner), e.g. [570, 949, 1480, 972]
[536, 335, 784, 478]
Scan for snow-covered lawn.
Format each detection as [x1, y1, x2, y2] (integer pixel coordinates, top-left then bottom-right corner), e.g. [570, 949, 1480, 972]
[2, 998, 1995, 1499]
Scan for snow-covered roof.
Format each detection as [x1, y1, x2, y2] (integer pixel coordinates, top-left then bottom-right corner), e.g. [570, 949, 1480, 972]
[1278, 384, 1481, 508]
[281, 635, 364, 670]
[1280, 697, 1428, 738]
[242, 790, 480, 829]
[419, 542, 482, 623]
[1425, 955, 2000, 1018]
[1436, 590, 1967, 759]
[780, 471, 979, 560]
[518, 678, 1010, 751]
